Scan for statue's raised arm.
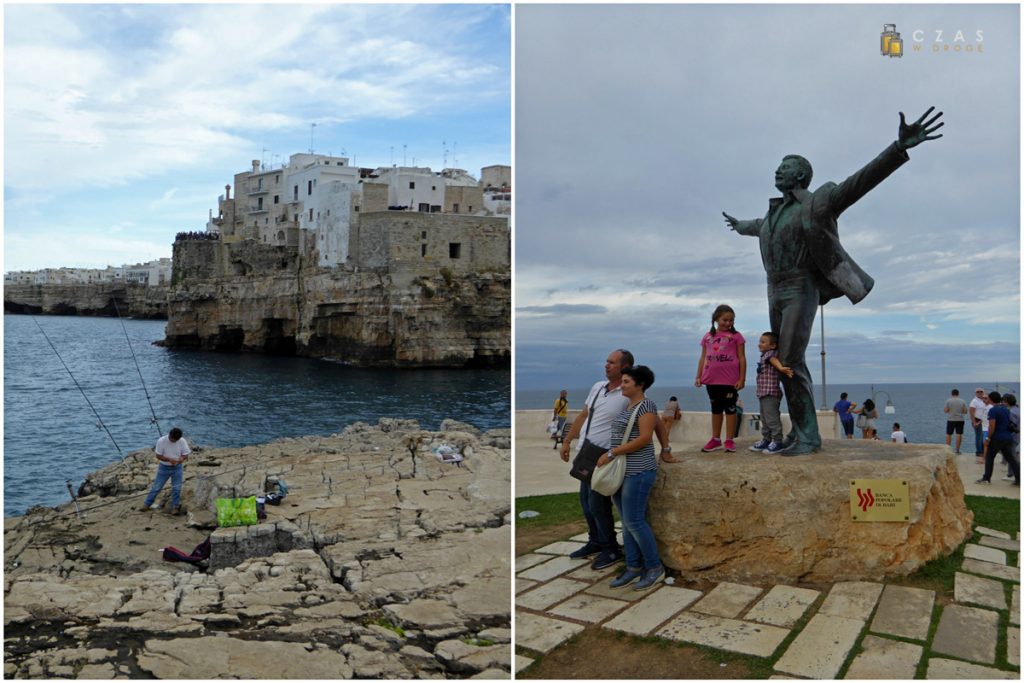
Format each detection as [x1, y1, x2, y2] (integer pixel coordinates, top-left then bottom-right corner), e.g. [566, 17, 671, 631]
[897, 106, 944, 152]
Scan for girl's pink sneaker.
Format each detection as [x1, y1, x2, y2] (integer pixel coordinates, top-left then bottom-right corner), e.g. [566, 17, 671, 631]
[701, 437, 722, 452]
[724, 439, 736, 452]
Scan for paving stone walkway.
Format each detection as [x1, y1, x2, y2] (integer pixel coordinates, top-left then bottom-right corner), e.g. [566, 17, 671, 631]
[516, 525, 1020, 679]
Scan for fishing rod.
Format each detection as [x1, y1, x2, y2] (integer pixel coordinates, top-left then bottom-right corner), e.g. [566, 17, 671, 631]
[112, 298, 163, 437]
[33, 316, 123, 456]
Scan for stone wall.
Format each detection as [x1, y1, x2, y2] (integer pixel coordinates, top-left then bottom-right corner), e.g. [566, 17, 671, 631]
[3, 283, 168, 319]
[355, 212, 509, 275]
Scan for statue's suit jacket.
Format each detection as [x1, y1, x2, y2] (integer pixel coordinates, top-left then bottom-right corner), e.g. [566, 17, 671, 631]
[735, 142, 910, 305]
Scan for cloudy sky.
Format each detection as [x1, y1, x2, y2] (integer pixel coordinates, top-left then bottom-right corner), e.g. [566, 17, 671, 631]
[4, 4, 510, 271]
[516, 4, 1020, 390]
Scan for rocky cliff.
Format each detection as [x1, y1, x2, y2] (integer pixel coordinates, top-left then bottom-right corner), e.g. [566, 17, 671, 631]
[4, 418, 512, 679]
[4, 283, 168, 319]
[162, 239, 510, 367]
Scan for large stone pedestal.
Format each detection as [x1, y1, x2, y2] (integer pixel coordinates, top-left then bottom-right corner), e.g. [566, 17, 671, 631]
[650, 442, 973, 582]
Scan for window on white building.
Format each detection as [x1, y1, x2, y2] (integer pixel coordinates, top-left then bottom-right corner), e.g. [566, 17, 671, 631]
[409, 181, 415, 190]
[449, 243, 461, 259]
[308, 180, 313, 196]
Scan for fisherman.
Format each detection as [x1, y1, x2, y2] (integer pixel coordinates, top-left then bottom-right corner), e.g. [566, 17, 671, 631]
[140, 427, 191, 515]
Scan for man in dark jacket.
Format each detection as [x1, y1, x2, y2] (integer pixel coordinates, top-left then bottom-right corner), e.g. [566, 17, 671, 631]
[724, 108, 943, 454]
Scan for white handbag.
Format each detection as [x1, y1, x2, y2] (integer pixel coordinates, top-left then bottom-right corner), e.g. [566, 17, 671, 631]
[591, 402, 643, 497]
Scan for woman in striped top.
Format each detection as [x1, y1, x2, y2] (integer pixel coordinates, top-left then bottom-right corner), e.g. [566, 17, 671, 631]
[595, 365, 665, 591]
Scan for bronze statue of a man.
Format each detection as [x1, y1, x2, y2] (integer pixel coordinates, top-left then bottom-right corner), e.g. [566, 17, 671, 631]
[724, 108, 944, 455]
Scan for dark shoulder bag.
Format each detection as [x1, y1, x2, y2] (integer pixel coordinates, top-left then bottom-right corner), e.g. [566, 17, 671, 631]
[570, 385, 610, 484]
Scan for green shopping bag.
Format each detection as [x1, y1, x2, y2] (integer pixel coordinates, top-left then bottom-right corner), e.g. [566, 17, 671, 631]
[216, 496, 258, 527]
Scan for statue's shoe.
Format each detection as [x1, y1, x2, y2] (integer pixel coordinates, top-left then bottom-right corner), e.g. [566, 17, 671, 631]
[780, 441, 817, 456]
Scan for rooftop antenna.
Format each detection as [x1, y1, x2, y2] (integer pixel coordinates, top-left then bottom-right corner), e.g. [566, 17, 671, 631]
[261, 147, 268, 170]
[443, 140, 448, 169]
[453, 141, 458, 168]
[310, 123, 317, 154]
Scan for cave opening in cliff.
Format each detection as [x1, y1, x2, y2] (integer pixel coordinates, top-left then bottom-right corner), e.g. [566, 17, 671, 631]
[213, 326, 245, 352]
[262, 318, 297, 356]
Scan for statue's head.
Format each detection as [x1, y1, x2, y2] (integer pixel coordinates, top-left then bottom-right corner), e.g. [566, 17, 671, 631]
[775, 155, 813, 191]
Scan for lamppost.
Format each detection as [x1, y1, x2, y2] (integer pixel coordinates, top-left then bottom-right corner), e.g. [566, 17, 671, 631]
[819, 305, 827, 409]
[995, 383, 1018, 397]
[870, 385, 896, 414]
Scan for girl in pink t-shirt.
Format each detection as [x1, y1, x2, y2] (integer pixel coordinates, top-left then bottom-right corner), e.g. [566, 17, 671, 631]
[694, 304, 746, 453]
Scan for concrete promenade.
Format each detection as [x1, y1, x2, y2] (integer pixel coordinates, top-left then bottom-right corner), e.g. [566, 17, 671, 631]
[515, 410, 1020, 678]
[515, 410, 1020, 501]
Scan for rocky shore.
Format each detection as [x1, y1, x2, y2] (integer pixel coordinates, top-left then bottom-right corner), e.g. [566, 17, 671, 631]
[4, 419, 511, 679]
[4, 283, 168, 319]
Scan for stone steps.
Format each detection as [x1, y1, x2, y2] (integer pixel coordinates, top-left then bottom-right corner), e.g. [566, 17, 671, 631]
[515, 524, 1021, 679]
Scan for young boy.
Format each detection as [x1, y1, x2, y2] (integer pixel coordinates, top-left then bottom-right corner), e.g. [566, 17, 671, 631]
[749, 332, 794, 454]
[891, 423, 909, 443]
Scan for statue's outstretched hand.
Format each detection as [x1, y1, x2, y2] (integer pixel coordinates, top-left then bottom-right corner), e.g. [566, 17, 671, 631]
[722, 212, 740, 231]
[898, 107, 944, 151]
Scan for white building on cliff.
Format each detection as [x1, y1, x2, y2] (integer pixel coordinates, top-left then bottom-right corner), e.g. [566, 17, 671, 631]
[207, 154, 510, 269]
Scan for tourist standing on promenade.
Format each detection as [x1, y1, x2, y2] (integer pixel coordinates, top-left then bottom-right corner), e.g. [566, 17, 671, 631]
[140, 427, 191, 515]
[944, 388, 968, 454]
[1005, 394, 1020, 481]
[595, 365, 666, 591]
[695, 304, 746, 453]
[661, 396, 681, 435]
[551, 389, 569, 445]
[853, 399, 878, 439]
[833, 392, 857, 440]
[977, 391, 1020, 486]
[970, 388, 990, 462]
[560, 350, 674, 570]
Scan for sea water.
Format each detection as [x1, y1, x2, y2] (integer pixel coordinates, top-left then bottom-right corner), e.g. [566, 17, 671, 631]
[518, 381, 1018, 448]
[3, 315, 510, 516]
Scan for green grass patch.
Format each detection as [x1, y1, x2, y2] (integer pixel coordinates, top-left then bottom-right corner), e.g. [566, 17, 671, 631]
[364, 616, 406, 638]
[515, 492, 585, 527]
[965, 494, 1020, 535]
[462, 637, 496, 647]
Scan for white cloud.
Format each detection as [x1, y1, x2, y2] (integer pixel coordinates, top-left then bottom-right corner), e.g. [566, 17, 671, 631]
[5, 5, 508, 196]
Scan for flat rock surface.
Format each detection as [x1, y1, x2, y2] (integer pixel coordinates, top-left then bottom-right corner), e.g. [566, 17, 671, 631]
[954, 572, 1008, 610]
[602, 586, 702, 636]
[657, 611, 789, 658]
[869, 585, 935, 641]
[515, 612, 584, 654]
[547, 593, 627, 623]
[691, 581, 763, 618]
[926, 657, 1018, 679]
[773, 613, 864, 679]
[843, 634, 922, 680]
[979, 535, 1020, 551]
[931, 604, 1000, 664]
[962, 558, 1021, 583]
[965, 543, 1008, 565]
[818, 581, 884, 620]
[515, 578, 587, 611]
[1008, 626, 1019, 667]
[4, 420, 511, 679]
[649, 442, 973, 582]
[745, 585, 820, 627]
